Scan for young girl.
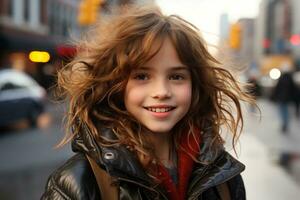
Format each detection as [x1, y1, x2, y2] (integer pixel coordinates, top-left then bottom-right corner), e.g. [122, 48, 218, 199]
[42, 5, 253, 200]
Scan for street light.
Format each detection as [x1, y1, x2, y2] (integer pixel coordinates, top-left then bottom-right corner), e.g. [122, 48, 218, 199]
[29, 51, 50, 63]
[77, 0, 105, 25]
[269, 68, 281, 80]
[229, 23, 241, 49]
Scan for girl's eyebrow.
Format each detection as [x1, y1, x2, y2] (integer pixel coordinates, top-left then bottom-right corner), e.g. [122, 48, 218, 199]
[136, 66, 151, 71]
[137, 65, 188, 71]
[170, 66, 189, 71]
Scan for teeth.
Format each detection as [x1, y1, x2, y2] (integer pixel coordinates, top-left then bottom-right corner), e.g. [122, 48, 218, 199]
[147, 107, 172, 112]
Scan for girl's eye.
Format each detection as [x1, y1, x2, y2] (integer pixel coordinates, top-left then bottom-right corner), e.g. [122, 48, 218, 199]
[133, 73, 149, 80]
[169, 74, 184, 80]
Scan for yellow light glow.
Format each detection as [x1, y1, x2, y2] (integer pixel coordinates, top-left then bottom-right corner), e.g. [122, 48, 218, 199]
[29, 51, 50, 63]
[269, 68, 281, 80]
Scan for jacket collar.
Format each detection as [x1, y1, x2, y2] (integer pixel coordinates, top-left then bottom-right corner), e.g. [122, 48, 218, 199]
[187, 127, 245, 196]
[188, 150, 245, 198]
[71, 123, 245, 191]
[72, 124, 152, 185]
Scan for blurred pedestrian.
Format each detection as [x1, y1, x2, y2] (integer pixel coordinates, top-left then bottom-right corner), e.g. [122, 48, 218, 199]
[41, 5, 254, 200]
[270, 64, 297, 133]
[293, 71, 300, 118]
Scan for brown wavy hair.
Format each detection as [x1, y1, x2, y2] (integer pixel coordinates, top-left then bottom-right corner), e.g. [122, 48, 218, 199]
[56, 5, 254, 164]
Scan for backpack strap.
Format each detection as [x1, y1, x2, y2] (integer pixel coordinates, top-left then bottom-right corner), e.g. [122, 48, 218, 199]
[86, 155, 119, 200]
[217, 182, 231, 200]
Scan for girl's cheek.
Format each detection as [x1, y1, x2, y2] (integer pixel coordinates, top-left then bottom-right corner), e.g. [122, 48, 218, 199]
[125, 84, 146, 106]
[177, 84, 192, 105]
[179, 84, 192, 96]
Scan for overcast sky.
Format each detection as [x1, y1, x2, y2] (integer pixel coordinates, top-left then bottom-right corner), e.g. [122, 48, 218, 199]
[155, 0, 262, 45]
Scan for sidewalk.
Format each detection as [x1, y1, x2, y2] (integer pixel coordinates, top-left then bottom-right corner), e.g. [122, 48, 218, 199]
[238, 133, 300, 200]
[231, 99, 300, 199]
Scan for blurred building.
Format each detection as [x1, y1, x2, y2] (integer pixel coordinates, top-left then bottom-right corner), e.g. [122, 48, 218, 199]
[222, 18, 257, 77]
[255, 0, 297, 75]
[0, 0, 55, 72]
[239, 18, 256, 68]
[48, 0, 81, 40]
[0, 0, 153, 89]
[219, 13, 230, 44]
[254, 0, 268, 65]
[265, 0, 291, 55]
[0, 0, 80, 89]
[223, 0, 299, 77]
[290, 0, 300, 67]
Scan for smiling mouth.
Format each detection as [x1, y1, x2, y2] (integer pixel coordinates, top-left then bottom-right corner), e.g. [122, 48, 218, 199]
[144, 107, 175, 113]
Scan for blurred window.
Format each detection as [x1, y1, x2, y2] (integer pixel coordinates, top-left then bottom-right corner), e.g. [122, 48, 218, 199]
[50, 2, 60, 35]
[24, 0, 29, 21]
[0, 0, 13, 17]
[40, 0, 47, 25]
[8, 0, 12, 16]
[48, 2, 54, 34]
[7, 0, 13, 16]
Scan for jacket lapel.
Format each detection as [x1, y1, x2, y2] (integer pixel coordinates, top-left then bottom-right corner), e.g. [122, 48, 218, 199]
[187, 151, 245, 199]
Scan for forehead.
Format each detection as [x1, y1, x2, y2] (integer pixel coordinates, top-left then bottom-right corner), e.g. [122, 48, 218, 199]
[137, 37, 186, 69]
[136, 66, 189, 73]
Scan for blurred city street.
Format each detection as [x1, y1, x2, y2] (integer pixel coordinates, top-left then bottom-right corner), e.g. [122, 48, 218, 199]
[1, 0, 300, 199]
[238, 99, 300, 200]
[0, 98, 300, 199]
[0, 101, 74, 200]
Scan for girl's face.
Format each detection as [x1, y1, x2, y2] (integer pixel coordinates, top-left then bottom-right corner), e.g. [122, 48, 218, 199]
[124, 37, 192, 134]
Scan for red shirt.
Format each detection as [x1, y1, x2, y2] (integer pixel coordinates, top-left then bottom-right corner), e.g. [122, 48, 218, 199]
[157, 131, 201, 200]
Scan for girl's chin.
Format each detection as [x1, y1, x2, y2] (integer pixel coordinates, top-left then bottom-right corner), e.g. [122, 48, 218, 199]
[143, 127, 173, 135]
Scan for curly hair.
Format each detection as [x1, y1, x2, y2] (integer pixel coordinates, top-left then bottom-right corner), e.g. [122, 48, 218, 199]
[56, 5, 254, 165]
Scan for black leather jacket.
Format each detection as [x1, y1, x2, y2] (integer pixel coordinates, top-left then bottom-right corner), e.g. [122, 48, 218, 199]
[41, 125, 246, 200]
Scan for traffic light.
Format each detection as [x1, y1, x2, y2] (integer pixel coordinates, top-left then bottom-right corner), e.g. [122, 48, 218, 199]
[77, 0, 104, 25]
[229, 23, 241, 49]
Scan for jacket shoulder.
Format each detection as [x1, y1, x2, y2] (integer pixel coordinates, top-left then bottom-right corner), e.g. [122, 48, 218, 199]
[41, 153, 100, 200]
[227, 174, 246, 200]
[200, 174, 246, 200]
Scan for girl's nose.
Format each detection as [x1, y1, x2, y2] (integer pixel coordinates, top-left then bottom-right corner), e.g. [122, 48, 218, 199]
[151, 80, 171, 99]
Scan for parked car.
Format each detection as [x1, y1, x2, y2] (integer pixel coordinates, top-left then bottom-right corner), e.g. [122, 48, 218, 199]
[0, 69, 47, 129]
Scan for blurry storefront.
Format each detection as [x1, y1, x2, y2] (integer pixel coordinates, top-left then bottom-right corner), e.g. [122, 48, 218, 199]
[1, 0, 153, 90]
[0, 0, 65, 89]
[0, 25, 57, 85]
[256, 0, 300, 73]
